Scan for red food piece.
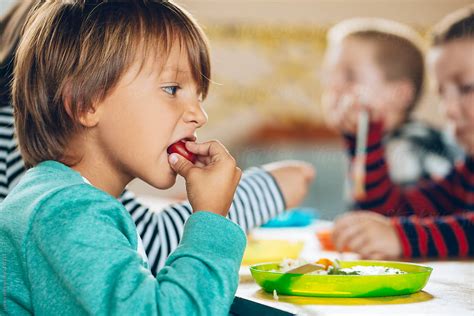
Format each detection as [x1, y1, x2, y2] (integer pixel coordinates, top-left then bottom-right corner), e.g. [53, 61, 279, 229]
[167, 141, 197, 163]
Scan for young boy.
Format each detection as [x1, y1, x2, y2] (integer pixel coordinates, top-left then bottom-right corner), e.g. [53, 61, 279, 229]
[322, 18, 460, 188]
[1, 1, 251, 314]
[0, 1, 315, 275]
[331, 11, 474, 259]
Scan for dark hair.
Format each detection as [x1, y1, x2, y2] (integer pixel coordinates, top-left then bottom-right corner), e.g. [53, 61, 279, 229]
[432, 5, 474, 45]
[13, 0, 211, 167]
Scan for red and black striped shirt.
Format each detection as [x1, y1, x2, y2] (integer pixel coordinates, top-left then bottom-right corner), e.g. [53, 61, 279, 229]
[345, 123, 474, 259]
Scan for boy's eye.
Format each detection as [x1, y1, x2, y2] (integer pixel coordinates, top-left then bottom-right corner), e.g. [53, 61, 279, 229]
[459, 83, 474, 95]
[162, 86, 179, 96]
[345, 69, 356, 83]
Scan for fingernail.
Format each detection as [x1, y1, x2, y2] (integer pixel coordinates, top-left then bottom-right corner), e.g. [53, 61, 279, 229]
[169, 154, 179, 164]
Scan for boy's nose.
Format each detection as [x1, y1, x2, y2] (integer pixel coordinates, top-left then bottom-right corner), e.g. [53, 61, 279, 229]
[183, 101, 208, 128]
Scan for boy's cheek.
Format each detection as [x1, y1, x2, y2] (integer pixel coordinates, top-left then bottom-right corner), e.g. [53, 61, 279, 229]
[460, 133, 474, 154]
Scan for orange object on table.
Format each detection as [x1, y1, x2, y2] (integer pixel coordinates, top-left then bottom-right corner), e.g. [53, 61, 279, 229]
[316, 229, 349, 252]
[315, 258, 334, 270]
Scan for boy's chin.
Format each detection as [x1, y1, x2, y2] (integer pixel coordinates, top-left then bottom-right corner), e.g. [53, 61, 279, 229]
[148, 173, 177, 190]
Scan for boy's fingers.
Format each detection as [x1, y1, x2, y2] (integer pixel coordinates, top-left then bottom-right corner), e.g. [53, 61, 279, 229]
[168, 153, 194, 178]
[367, 252, 387, 260]
[347, 233, 369, 253]
[195, 155, 212, 166]
[333, 219, 366, 251]
[186, 140, 229, 159]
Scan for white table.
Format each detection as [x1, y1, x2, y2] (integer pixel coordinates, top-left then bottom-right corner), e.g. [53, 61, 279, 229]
[236, 222, 474, 316]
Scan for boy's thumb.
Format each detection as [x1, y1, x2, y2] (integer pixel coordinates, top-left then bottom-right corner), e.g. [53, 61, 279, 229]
[168, 153, 193, 177]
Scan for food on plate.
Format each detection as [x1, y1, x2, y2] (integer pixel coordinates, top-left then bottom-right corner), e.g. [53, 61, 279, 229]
[250, 260, 431, 297]
[276, 258, 406, 275]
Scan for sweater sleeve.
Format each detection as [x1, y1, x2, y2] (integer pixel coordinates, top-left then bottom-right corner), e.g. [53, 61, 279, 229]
[344, 124, 474, 218]
[343, 123, 406, 215]
[392, 212, 474, 259]
[120, 167, 285, 275]
[26, 184, 246, 316]
[344, 125, 474, 259]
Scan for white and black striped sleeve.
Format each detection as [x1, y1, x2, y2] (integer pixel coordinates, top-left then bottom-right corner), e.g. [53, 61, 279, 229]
[119, 167, 286, 275]
[0, 106, 26, 201]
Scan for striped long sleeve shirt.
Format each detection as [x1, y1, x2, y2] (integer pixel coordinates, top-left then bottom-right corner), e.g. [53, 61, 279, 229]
[345, 122, 474, 259]
[0, 105, 286, 274]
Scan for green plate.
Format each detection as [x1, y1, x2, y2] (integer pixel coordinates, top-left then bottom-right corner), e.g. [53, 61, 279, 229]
[250, 260, 432, 297]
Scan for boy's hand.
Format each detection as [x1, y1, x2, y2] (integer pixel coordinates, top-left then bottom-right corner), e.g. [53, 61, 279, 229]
[324, 92, 380, 135]
[262, 161, 316, 209]
[332, 211, 402, 260]
[169, 140, 241, 217]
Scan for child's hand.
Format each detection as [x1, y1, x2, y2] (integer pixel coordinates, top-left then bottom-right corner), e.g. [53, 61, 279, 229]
[332, 211, 402, 260]
[325, 94, 367, 135]
[262, 161, 316, 209]
[324, 91, 381, 135]
[168, 140, 241, 217]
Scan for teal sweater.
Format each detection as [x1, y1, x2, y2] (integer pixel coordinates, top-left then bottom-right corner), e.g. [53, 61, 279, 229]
[0, 161, 246, 315]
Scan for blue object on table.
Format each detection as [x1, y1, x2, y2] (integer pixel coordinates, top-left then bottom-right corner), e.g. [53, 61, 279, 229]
[262, 208, 318, 228]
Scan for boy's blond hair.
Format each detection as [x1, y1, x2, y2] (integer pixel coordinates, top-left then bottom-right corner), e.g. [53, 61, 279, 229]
[13, 0, 211, 168]
[328, 18, 425, 114]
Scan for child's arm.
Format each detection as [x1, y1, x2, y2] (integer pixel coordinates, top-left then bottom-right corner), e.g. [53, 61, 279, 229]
[333, 210, 474, 259]
[344, 122, 407, 215]
[27, 185, 245, 315]
[119, 167, 284, 274]
[345, 124, 474, 217]
[393, 212, 474, 258]
[120, 161, 314, 275]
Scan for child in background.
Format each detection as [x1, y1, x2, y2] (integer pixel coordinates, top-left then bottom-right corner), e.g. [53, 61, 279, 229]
[322, 18, 460, 190]
[0, 1, 315, 275]
[1, 1, 250, 314]
[331, 11, 474, 259]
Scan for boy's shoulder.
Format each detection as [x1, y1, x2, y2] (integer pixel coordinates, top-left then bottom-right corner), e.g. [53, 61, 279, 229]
[7, 160, 121, 205]
[1, 160, 132, 240]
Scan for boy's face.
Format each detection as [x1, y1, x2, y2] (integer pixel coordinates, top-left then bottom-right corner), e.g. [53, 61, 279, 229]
[322, 37, 408, 131]
[430, 39, 474, 155]
[93, 43, 208, 189]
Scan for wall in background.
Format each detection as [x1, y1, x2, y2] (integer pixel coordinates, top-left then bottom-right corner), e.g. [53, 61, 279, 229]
[127, 0, 472, 218]
[2, 0, 471, 218]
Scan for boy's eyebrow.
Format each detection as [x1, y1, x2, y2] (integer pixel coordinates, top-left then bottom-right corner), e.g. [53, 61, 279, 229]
[160, 67, 190, 74]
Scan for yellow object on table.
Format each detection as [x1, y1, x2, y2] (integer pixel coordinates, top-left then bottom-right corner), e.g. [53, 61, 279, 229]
[242, 238, 304, 265]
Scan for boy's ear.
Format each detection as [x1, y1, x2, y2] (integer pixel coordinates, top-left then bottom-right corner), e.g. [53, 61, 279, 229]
[63, 88, 101, 128]
[77, 102, 102, 128]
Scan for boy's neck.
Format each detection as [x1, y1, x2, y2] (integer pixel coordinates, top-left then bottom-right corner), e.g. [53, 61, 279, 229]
[64, 133, 132, 197]
[71, 160, 131, 198]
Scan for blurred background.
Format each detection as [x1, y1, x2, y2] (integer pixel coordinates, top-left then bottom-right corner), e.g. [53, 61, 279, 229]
[1, 0, 472, 219]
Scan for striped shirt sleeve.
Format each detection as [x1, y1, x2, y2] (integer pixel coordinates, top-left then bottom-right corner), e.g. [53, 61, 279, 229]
[344, 123, 406, 215]
[392, 213, 474, 258]
[345, 123, 473, 215]
[0, 106, 26, 201]
[344, 123, 474, 258]
[119, 167, 286, 275]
